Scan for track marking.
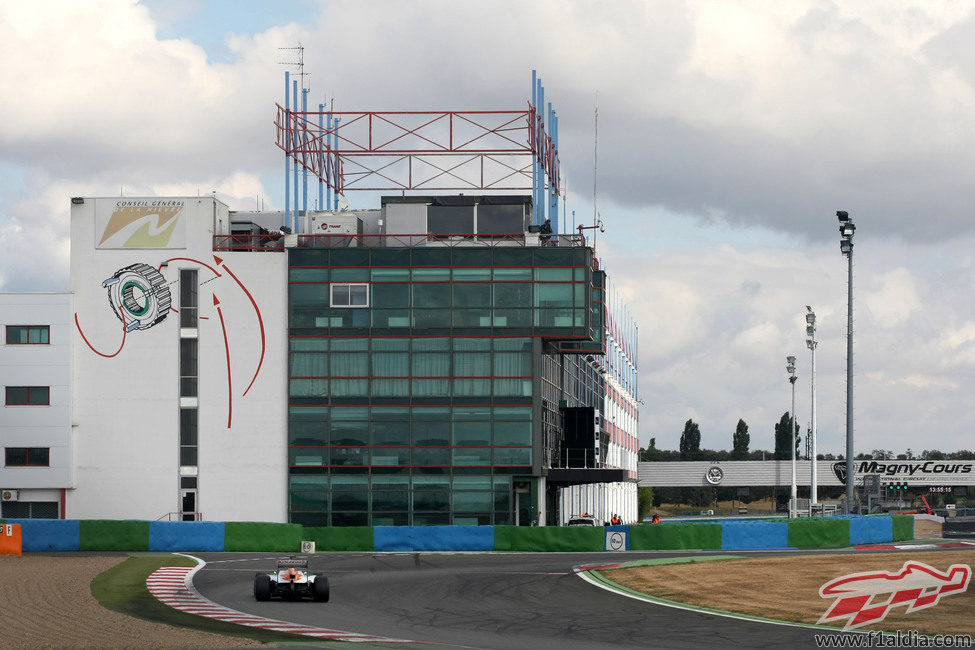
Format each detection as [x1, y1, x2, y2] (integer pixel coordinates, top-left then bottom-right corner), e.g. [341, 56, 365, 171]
[147, 565, 419, 644]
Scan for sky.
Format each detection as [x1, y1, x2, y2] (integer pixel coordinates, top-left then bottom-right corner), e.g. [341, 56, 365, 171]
[1, 0, 974, 457]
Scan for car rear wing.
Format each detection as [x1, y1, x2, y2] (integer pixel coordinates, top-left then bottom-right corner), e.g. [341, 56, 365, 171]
[276, 558, 309, 569]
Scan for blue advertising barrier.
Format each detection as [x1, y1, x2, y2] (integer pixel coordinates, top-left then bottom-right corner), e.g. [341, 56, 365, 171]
[6, 519, 80, 551]
[720, 520, 789, 550]
[847, 516, 893, 546]
[374, 525, 495, 551]
[149, 521, 225, 552]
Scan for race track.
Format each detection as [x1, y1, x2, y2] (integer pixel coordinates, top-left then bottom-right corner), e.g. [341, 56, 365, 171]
[191, 550, 836, 649]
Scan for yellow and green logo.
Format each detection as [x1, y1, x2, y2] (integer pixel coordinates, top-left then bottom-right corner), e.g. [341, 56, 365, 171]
[99, 205, 183, 248]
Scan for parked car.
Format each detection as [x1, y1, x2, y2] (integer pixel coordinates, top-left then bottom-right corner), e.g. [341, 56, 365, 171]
[566, 515, 597, 526]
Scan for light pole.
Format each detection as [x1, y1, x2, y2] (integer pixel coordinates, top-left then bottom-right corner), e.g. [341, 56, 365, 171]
[806, 307, 818, 506]
[838, 211, 856, 512]
[787, 355, 797, 517]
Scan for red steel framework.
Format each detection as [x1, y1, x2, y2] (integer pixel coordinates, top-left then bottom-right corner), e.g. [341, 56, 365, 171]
[274, 105, 560, 193]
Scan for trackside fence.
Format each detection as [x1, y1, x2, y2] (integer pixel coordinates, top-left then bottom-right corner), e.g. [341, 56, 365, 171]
[0, 515, 914, 553]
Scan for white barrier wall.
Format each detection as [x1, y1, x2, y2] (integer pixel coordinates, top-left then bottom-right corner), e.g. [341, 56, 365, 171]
[559, 481, 637, 525]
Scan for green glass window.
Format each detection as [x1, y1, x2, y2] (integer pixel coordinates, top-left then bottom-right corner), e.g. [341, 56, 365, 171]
[330, 419, 368, 446]
[411, 267, 450, 281]
[332, 490, 368, 510]
[412, 378, 449, 396]
[453, 283, 491, 306]
[493, 283, 531, 307]
[372, 309, 411, 327]
[534, 268, 573, 281]
[494, 448, 532, 465]
[372, 350, 409, 376]
[453, 378, 491, 396]
[452, 421, 490, 445]
[289, 268, 329, 282]
[290, 284, 329, 307]
[454, 351, 491, 376]
[330, 447, 368, 466]
[491, 309, 531, 327]
[454, 475, 492, 490]
[370, 267, 410, 281]
[492, 379, 532, 396]
[413, 448, 450, 465]
[371, 447, 410, 466]
[370, 248, 411, 266]
[5, 386, 49, 406]
[452, 268, 491, 281]
[493, 406, 531, 420]
[289, 420, 327, 445]
[412, 310, 451, 328]
[332, 268, 370, 282]
[290, 475, 328, 490]
[494, 420, 532, 445]
[413, 490, 450, 509]
[329, 379, 368, 396]
[372, 420, 410, 445]
[289, 448, 325, 466]
[290, 490, 326, 511]
[372, 490, 409, 511]
[412, 351, 449, 376]
[453, 491, 493, 511]
[6, 325, 50, 344]
[452, 448, 492, 466]
[413, 420, 449, 446]
[452, 310, 491, 327]
[372, 283, 410, 308]
[493, 350, 531, 376]
[492, 267, 531, 281]
[534, 283, 574, 307]
[370, 379, 409, 397]
[289, 378, 328, 397]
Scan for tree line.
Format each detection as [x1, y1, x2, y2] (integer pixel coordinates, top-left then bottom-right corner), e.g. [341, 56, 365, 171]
[639, 416, 975, 462]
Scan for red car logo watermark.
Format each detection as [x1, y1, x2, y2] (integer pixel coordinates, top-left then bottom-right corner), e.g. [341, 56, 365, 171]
[818, 561, 971, 630]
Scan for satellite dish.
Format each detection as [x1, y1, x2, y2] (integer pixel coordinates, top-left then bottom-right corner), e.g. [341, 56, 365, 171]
[338, 195, 350, 211]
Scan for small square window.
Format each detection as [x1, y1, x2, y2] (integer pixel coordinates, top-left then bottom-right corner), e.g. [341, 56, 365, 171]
[4, 447, 49, 466]
[330, 283, 369, 308]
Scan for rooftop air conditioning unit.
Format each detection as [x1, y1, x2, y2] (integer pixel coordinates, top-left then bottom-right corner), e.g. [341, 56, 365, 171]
[1, 490, 19, 502]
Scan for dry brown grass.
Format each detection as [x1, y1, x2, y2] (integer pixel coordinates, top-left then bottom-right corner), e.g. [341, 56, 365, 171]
[603, 550, 975, 637]
[0, 555, 263, 649]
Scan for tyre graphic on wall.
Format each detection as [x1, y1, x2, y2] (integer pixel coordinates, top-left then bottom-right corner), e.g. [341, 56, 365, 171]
[102, 263, 171, 332]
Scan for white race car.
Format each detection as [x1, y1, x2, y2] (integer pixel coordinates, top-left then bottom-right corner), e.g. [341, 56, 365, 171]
[254, 557, 329, 602]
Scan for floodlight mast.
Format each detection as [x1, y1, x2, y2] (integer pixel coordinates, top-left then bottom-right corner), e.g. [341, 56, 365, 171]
[786, 355, 797, 517]
[806, 307, 818, 506]
[837, 210, 855, 512]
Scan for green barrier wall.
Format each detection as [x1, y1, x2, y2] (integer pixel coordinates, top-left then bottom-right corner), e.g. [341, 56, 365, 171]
[494, 525, 605, 552]
[891, 515, 914, 541]
[629, 523, 723, 550]
[79, 520, 149, 551]
[786, 518, 849, 548]
[224, 522, 302, 552]
[303, 526, 374, 551]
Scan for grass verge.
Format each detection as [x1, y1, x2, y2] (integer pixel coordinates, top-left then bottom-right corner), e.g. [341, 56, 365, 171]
[89, 554, 360, 647]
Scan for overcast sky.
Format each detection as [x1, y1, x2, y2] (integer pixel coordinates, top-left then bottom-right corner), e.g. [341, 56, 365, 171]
[2, 0, 974, 456]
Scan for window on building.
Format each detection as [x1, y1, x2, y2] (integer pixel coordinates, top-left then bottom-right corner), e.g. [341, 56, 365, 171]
[5, 386, 50, 405]
[5, 325, 50, 344]
[330, 283, 369, 307]
[179, 269, 198, 327]
[5, 447, 50, 466]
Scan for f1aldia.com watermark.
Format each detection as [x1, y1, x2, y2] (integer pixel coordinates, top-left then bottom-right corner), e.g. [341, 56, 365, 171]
[815, 630, 973, 648]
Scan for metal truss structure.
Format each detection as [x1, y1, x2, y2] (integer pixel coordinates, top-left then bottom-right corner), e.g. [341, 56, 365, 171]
[275, 106, 559, 195]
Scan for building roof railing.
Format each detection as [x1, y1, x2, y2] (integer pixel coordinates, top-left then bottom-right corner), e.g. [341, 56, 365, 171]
[213, 232, 588, 252]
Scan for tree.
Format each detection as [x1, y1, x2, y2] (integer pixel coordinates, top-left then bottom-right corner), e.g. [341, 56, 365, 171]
[732, 419, 750, 460]
[773, 412, 799, 461]
[679, 419, 701, 460]
[640, 437, 663, 462]
[637, 487, 655, 519]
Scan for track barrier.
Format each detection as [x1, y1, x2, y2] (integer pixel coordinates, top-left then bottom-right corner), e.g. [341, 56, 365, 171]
[149, 521, 225, 552]
[3, 514, 914, 552]
[0, 523, 22, 556]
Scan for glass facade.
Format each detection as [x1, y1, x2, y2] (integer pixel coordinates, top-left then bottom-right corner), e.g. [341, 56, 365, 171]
[287, 245, 601, 526]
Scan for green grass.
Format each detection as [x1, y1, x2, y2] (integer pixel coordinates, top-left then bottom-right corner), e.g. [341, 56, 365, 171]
[89, 554, 379, 647]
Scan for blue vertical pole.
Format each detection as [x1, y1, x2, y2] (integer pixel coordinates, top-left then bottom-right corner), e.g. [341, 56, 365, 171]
[302, 88, 308, 217]
[550, 110, 559, 235]
[538, 82, 545, 225]
[318, 103, 324, 211]
[292, 80, 299, 231]
[326, 112, 332, 211]
[285, 71, 290, 230]
[333, 118, 341, 210]
[531, 70, 537, 226]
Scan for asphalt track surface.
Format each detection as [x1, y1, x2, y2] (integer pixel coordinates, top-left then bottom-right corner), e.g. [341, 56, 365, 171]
[189, 549, 875, 649]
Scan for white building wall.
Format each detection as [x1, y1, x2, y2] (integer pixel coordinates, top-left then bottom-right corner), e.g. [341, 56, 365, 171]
[69, 198, 288, 521]
[0, 293, 73, 504]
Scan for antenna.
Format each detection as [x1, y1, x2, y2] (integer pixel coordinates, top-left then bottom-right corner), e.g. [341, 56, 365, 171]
[593, 93, 598, 228]
[278, 43, 309, 89]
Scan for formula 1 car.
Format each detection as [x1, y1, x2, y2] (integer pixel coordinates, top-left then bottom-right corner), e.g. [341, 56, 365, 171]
[254, 556, 329, 602]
